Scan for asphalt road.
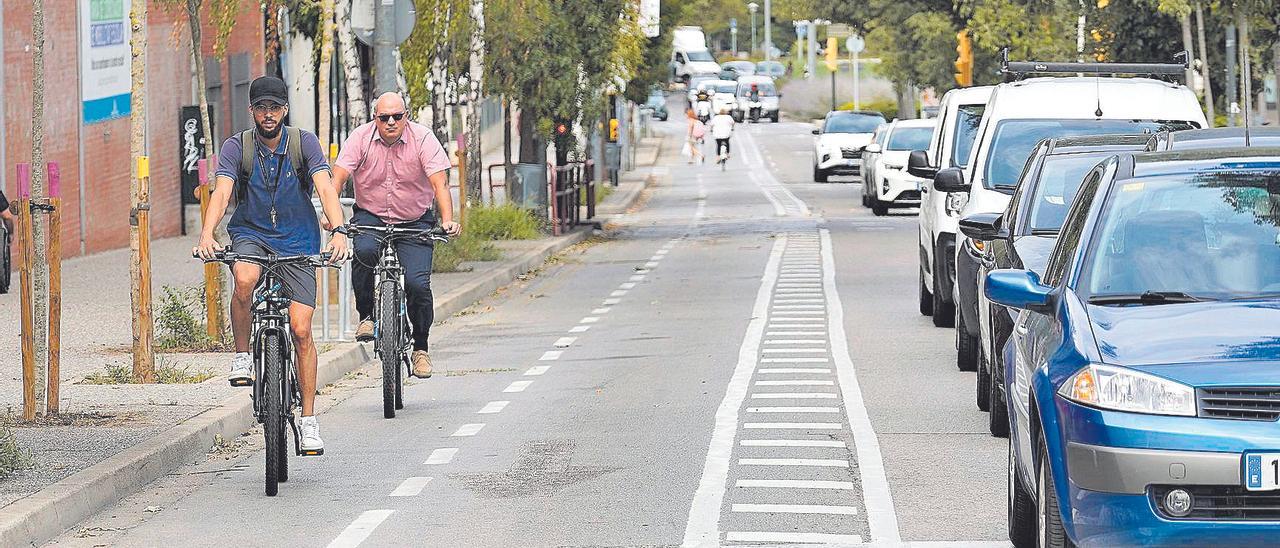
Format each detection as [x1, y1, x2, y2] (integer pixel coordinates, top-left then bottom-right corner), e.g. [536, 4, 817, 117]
[49, 111, 1010, 547]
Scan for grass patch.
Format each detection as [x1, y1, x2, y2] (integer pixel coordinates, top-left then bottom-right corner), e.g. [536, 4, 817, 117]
[465, 204, 544, 240]
[82, 359, 216, 385]
[155, 285, 229, 352]
[0, 418, 32, 478]
[433, 233, 502, 273]
[580, 183, 616, 206]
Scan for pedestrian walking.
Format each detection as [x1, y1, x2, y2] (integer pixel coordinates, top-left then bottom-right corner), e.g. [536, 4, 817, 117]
[685, 108, 706, 164]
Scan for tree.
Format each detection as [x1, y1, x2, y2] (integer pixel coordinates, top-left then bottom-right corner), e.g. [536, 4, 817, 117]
[318, 0, 334, 149]
[335, 0, 368, 127]
[31, 0, 50, 416]
[129, 0, 156, 382]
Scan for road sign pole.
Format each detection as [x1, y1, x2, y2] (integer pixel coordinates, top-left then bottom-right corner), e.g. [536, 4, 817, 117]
[853, 51, 860, 110]
[374, 0, 395, 93]
[763, 0, 771, 61]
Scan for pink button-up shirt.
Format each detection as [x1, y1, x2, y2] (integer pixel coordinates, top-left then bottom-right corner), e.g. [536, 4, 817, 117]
[336, 120, 451, 223]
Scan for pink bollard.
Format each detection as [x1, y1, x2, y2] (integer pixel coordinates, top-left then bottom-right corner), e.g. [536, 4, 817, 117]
[47, 162, 59, 198]
[16, 163, 30, 199]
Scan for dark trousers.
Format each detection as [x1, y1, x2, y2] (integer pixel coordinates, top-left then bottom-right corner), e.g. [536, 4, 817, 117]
[351, 207, 436, 351]
[716, 138, 731, 155]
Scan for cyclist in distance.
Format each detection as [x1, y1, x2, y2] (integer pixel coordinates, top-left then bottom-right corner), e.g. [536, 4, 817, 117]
[330, 92, 461, 379]
[708, 106, 736, 164]
[193, 76, 351, 455]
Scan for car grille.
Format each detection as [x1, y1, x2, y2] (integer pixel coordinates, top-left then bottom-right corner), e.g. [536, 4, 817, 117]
[898, 190, 921, 201]
[1152, 485, 1280, 521]
[1197, 387, 1280, 421]
[840, 148, 860, 159]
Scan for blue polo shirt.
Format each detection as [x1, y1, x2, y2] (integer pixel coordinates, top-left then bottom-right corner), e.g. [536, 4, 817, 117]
[216, 129, 330, 256]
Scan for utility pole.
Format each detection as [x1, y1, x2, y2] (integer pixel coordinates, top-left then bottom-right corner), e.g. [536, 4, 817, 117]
[30, 0, 49, 414]
[1226, 23, 1237, 127]
[1194, 2, 1214, 125]
[129, 0, 156, 382]
[763, 0, 771, 61]
[748, 3, 757, 56]
[464, 0, 484, 214]
[806, 20, 818, 80]
[373, 0, 395, 93]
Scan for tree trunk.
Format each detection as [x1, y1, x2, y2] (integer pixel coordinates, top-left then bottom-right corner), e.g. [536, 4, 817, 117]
[318, 0, 334, 148]
[503, 96, 513, 199]
[428, 3, 453, 143]
[464, 0, 484, 206]
[518, 104, 540, 164]
[895, 81, 913, 119]
[1180, 14, 1195, 91]
[1237, 10, 1251, 125]
[335, 0, 367, 127]
[187, 0, 227, 341]
[31, 0, 49, 413]
[129, 0, 155, 382]
[1195, 1, 1214, 125]
[1274, 42, 1280, 126]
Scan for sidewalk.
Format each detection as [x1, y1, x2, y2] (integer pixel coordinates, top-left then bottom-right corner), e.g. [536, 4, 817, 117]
[0, 123, 677, 547]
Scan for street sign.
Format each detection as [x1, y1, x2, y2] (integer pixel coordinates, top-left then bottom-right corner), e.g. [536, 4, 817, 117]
[828, 23, 852, 39]
[730, 18, 737, 30]
[846, 35, 864, 54]
[639, 0, 660, 38]
[351, 0, 417, 47]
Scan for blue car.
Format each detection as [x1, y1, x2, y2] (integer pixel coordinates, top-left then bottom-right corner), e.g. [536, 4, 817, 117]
[988, 147, 1280, 547]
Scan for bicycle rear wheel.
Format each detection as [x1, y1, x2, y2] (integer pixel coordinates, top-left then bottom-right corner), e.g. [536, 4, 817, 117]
[263, 332, 285, 496]
[377, 279, 401, 419]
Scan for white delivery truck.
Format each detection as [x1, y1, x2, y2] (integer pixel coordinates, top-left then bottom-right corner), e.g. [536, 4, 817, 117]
[671, 26, 720, 84]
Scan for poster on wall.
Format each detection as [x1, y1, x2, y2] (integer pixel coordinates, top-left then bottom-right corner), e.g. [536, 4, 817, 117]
[179, 106, 213, 205]
[81, 0, 132, 124]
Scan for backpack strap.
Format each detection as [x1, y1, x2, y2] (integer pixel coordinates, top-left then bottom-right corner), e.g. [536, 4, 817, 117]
[285, 126, 310, 195]
[236, 129, 255, 203]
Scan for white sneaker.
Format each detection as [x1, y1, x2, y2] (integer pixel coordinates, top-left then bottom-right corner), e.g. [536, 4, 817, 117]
[229, 353, 253, 386]
[299, 416, 324, 455]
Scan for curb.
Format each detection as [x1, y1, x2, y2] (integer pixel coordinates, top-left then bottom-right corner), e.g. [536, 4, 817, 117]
[0, 229, 593, 548]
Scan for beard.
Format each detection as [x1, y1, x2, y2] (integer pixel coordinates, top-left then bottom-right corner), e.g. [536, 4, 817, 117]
[256, 121, 282, 139]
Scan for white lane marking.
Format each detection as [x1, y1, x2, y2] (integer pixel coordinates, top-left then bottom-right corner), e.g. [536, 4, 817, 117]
[681, 236, 784, 548]
[724, 532, 863, 544]
[603, 298, 622, 305]
[554, 337, 576, 348]
[451, 423, 485, 437]
[760, 348, 827, 353]
[569, 325, 591, 333]
[610, 290, 628, 297]
[741, 439, 846, 448]
[635, 268, 651, 274]
[580, 317, 600, 324]
[770, 311, 826, 316]
[775, 290, 823, 295]
[758, 368, 832, 374]
[749, 171, 787, 217]
[769, 317, 826, 322]
[764, 339, 827, 344]
[743, 422, 842, 429]
[774, 285, 823, 290]
[754, 159, 812, 216]
[755, 380, 835, 386]
[738, 458, 848, 467]
[326, 509, 395, 548]
[540, 350, 563, 360]
[822, 228, 900, 542]
[645, 261, 660, 268]
[478, 401, 509, 414]
[630, 275, 646, 282]
[424, 447, 459, 464]
[765, 331, 827, 336]
[771, 305, 824, 310]
[735, 479, 854, 490]
[592, 308, 611, 314]
[524, 366, 550, 376]
[389, 477, 434, 497]
[760, 357, 830, 363]
[751, 392, 837, 399]
[504, 380, 533, 393]
[655, 249, 669, 255]
[773, 299, 824, 303]
[620, 282, 637, 289]
[732, 503, 859, 515]
[747, 406, 839, 413]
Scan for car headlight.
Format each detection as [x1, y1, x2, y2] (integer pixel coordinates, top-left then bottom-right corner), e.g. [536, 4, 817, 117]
[1058, 363, 1196, 416]
[945, 192, 968, 215]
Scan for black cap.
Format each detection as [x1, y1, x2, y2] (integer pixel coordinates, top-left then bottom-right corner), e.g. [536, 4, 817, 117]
[249, 76, 289, 107]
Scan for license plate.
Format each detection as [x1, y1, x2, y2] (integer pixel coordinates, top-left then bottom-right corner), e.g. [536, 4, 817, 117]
[845, 160, 857, 166]
[1243, 452, 1280, 491]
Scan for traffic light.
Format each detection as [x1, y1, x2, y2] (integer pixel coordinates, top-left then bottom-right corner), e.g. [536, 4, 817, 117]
[954, 30, 973, 87]
[553, 120, 572, 166]
[825, 36, 839, 72]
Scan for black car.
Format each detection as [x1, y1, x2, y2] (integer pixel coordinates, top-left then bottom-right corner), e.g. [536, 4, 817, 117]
[958, 134, 1149, 437]
[1146, 126, 1280, 151]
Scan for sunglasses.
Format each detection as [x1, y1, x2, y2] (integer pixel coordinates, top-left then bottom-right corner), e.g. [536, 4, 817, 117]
[252, 103, 286, 114]
[377, 112, 406, 123]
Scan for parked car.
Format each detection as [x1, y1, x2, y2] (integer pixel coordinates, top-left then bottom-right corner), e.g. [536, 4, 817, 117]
[862, 118, 935, 216]
[989, 147, 1280, 547]
[949, 63, 1206, 379]
[641, 91, 669, 121]
[859, 123, 890, 195]
[959, 134, 1148, 438]
[685, 75, 716, 108]
[755, 60, 785, 78]
[1147, 126, 1280, 151]
[720, 60, 756, 80]
[812, 110, 887, 183]
[732, 76, 780, 123]
[908, 85, 993, 326]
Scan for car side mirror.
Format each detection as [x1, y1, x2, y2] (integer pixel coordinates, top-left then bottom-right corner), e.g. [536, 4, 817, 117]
[863, 143, 882, 154]
[933, 167, 968, 193]
[959, 212, 1009, 241]
[986, 269, 1054, 313]
[811, 128, 821, 135]
[907, 150, 937, 179]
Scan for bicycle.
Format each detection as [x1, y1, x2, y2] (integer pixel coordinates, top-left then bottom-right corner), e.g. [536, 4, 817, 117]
[344, 223, 450, 419]
[197, 249, 338, 496]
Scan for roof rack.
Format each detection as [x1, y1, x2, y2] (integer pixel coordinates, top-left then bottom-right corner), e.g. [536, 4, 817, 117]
[1001, 48, 1188, 83]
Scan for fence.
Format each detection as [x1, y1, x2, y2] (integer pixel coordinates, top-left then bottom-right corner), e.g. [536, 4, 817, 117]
[549, 161, 595, 235]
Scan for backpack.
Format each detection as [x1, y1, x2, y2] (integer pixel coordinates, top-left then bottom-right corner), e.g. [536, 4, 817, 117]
[691, 121, 706, 140]
[236, 126, 309, 202]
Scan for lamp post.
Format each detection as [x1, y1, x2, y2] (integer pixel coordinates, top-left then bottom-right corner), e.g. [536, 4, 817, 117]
[763, 0, 772, 61]
[748, 2, 758, 56]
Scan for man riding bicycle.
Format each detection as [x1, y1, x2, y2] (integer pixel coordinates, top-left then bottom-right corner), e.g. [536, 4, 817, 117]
[708, 107, 736, 163]
[194, 76, 351, 455]
[331, 92, 460, 379]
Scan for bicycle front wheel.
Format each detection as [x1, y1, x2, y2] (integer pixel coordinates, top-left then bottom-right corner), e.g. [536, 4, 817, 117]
[263, 332, 285, 496]
[377, 279, 402, 419]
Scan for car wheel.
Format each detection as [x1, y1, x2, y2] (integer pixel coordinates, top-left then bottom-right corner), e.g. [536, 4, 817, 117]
[956, 306, 978, 372]
[1008, 437, 1036, 548]
[989, 364, 1010, 438]
[976, 345, 991, 411]
[919, 267, 934, 316]
[1037, 432, 1075, 548]
[932, 248, 955, 328]
[813, 165, 828, 183]
[871, 201, 888, 216]
[862, 190, 871, 207]
[770, 113, 779, 123]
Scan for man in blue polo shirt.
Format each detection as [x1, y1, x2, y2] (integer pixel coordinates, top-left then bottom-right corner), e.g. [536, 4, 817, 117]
[194, 76, 350, 454]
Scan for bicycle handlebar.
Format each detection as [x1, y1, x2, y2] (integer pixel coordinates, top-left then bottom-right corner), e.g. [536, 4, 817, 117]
[342, 224, 450, 244]
[193, 249, 340, 269]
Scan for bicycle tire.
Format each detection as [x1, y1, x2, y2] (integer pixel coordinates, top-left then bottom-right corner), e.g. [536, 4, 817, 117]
[263, 332, 284, 496]
[377, 279, 401, 419]
[394, 351, 405, 410]
[277, 365, 291, 483]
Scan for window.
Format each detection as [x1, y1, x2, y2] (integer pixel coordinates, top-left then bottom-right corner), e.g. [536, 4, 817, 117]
[1043, 160, 1112, 286]
[824, 113, 886, 134]
[1024, 152, 1115, 234]
[951, 104, 984, 168]
[981, 119, 1192, 190]
[204, 58, 224, 143]
[686, 50, 714, 62]
[886, 127, 933, 151]
[229, 54, 252, 133]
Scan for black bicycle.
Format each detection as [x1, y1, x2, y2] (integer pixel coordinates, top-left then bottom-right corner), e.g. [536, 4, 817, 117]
[345, 224, 449, 419]
[197, 249, 338, 496]
[0, 222, 10, 294]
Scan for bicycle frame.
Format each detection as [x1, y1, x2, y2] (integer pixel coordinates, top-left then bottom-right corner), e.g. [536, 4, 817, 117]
[249, 272, 302, 451]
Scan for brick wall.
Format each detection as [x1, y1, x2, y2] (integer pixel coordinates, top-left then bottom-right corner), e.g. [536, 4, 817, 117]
[2, 1, 263, 257]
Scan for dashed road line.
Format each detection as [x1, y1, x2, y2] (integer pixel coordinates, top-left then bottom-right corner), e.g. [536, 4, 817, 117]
[524, 366, 550, 376]
[580, 316, 600, 324]
[451, 424, 485, 437]
[735, 479, 854, 490]
[733, 503, 860, 515]
[389, 477, 433, 497]
[326, 509, 394, 548]
[724, 531, 863, 544]
[478, 401, 509, 414]
[738, 458, 849, 467]
[569, 325, 591, 333]
[592, 308, 611, 314]
[540, 350, 563, 360]
[504, 380, 533, 393]
[740, 439, 847, 448]
[424, 447, 459, 464]
[554, 337, 576, 348]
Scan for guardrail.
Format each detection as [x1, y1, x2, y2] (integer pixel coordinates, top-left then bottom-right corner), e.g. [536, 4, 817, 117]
[313, 197, 357, 342]
[549, 161, 594, 235]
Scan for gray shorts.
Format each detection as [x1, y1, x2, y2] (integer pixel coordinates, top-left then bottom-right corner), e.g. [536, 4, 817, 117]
[230, 239, 318, 308]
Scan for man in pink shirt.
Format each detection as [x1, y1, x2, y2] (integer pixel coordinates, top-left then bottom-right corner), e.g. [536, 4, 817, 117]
[332, 92, 460, 378]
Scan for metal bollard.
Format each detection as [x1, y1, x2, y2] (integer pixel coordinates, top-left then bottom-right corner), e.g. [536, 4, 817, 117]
[312, 197, 357, 341]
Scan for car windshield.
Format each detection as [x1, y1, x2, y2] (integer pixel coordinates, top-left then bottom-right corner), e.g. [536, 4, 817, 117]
[983, 119, 1191, 190]
[1024, 152, 1112, 233]
[825, 114, 886, 134]
[646, 96, 665, 107]
[952, 104, 985, 168]
[737, 82, 776, 96]
[713, 83, 737, 94]
[886, 127, 933, 151]
[1082, 168, 1280, 300]
[687, 50, 715, 62]
[757, 62, 783, 74]
[727, 63, 754, 73]
[690, 78, 712, 90]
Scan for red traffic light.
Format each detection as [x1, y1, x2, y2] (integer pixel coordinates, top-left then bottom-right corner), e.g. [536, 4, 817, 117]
[555, 123, 569, 135]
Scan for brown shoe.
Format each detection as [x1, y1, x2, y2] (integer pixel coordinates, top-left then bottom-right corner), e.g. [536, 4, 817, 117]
[355, 320, 374, 342]
[411, 351, 433, 378]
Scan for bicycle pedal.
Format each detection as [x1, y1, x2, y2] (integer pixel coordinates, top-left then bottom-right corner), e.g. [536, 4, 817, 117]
[228, 378, 254, 387]
[299, 448, 324, 457]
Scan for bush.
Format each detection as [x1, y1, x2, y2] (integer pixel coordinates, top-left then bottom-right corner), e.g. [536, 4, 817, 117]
[465, 204, 543, 240]
[82, 359, 215, 385]
[0, 420, 31, 478]
[156, 285, 227, 352]
[836, 98, 901, 120]
[433, 233, 502, 273]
